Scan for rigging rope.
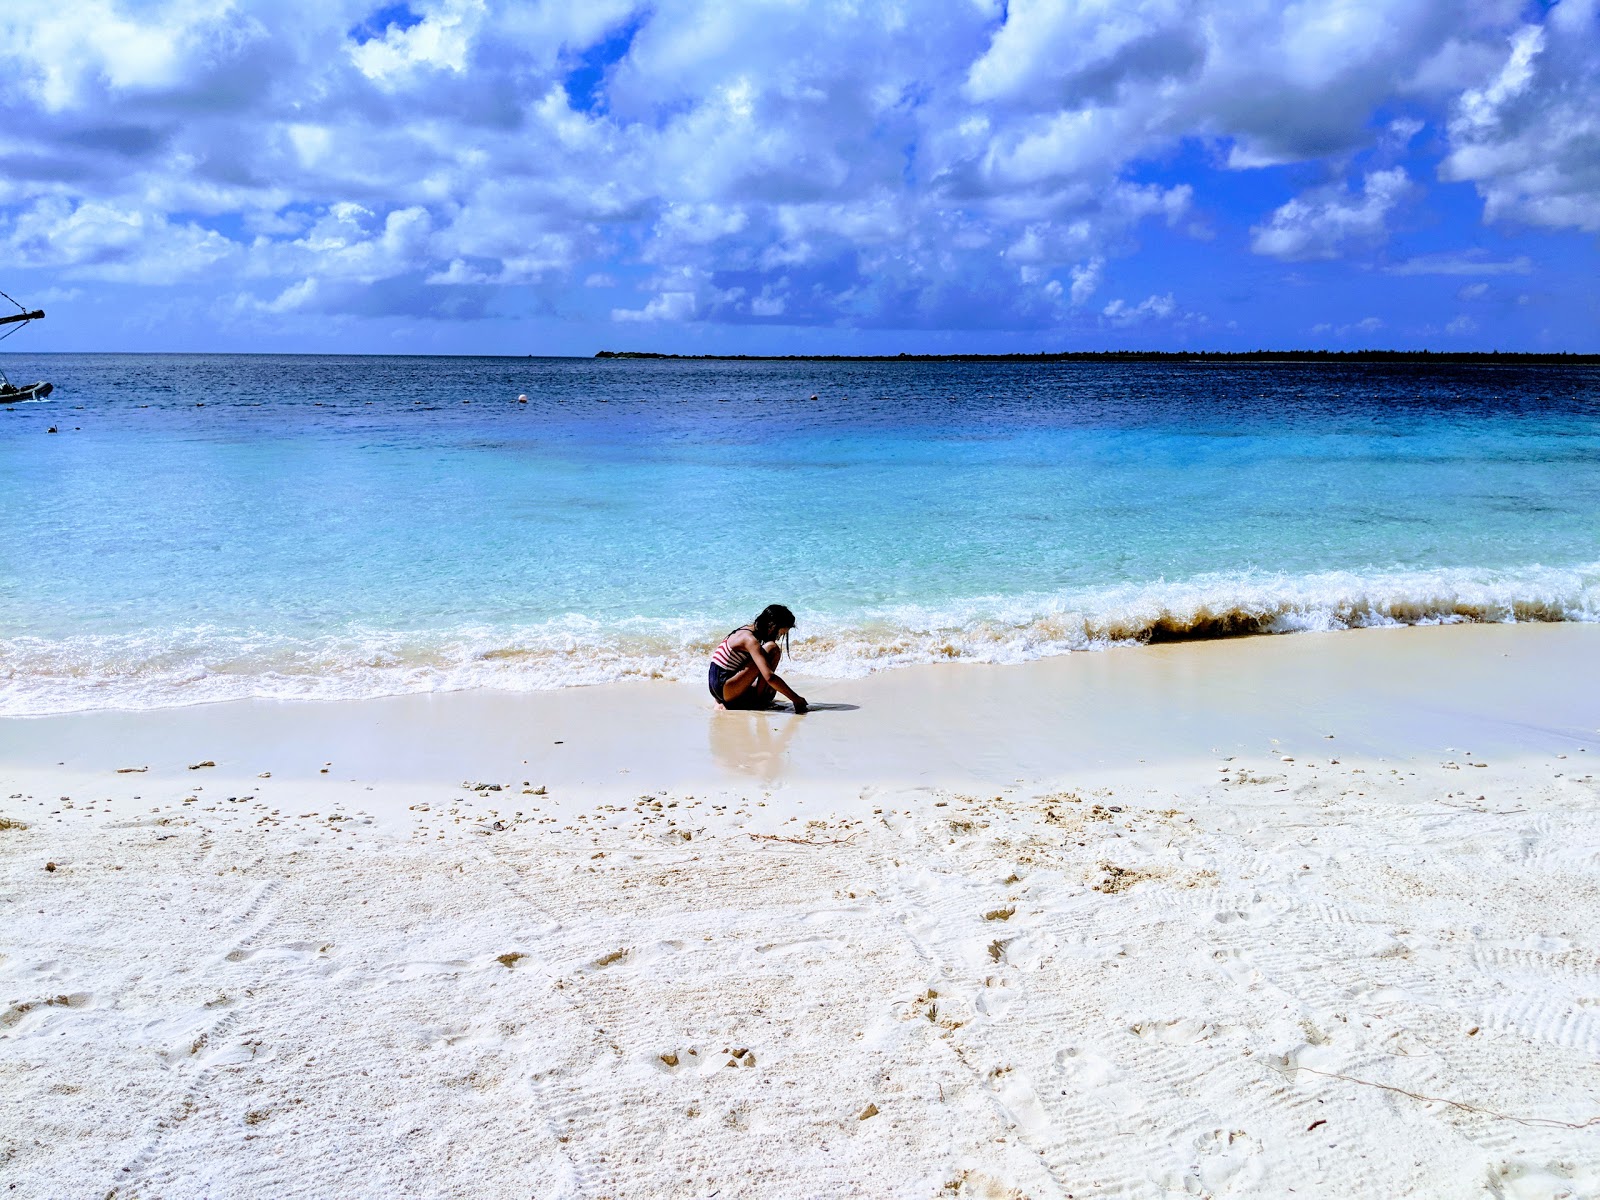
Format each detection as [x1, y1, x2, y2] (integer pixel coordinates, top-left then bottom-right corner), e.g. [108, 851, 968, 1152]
[0, 288, 33, 343]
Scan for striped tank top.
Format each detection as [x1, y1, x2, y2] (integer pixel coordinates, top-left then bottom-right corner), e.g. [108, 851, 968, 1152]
[710, 626, 755, 673]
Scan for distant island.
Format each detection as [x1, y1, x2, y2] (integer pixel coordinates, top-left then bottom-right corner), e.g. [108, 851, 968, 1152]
[595, 349, 1600, 364]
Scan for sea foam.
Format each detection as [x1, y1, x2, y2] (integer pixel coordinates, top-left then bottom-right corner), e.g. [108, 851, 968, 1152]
[3, 563, 1594, 715]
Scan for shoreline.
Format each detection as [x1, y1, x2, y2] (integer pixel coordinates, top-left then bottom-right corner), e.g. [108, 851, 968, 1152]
[8, 558, 1597, 717]
[4, 621, 1598, 1197]
[3, 622, 1595, 807]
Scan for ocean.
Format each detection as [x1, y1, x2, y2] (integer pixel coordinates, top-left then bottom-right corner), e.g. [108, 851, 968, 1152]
[2, 353, 1596, 714]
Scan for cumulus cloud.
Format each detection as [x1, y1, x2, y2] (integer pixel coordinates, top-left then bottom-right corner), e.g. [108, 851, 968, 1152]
[1069, 257, 1104, 306]
[1439, 3, 1600, 232]
[962, 0, 1521, 169]
[3, 196, 237, 283]
[1250, 169, 1413, 260]
[613, 291, 698, 323]
[0, 0, 1588, 338]
[1101, 293, 1175, 326]
[248, 276, 321, 315]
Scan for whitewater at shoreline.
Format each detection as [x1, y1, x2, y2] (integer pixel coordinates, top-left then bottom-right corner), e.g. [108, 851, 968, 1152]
[3, 562, 1596, 715]
[3, 623, 1599, 1198]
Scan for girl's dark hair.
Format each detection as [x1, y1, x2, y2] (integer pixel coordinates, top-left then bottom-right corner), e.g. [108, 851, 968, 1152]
[751, 604, 796, 649]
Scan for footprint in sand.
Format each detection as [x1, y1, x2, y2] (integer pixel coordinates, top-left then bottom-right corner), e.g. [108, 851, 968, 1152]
[1489, 1158, 1599, 1199]
[1054, 1046, 1121, 1088]
[583, 939, 683, 973]
[193, 1036, 274, 1069]
[1204, 946, 1266, 989]
[984, 1069, 1052, 1138]
[1153, 1128, 1263, 1196]
[1054, 1046, 1145, 1116]
[976, 981, 1019, 1019]
[1130, 1017, 1218, 1045]
[0, 991, 93, 1030]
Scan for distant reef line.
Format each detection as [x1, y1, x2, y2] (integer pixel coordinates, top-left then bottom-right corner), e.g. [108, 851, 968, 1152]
[594, 349, 1600, 364]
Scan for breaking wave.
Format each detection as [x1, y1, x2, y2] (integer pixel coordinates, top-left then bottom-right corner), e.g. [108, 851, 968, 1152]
[3, 563, 1597, 715]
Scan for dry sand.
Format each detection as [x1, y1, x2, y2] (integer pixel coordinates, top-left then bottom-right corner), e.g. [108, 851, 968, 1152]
[2, 624, 1598, 1198]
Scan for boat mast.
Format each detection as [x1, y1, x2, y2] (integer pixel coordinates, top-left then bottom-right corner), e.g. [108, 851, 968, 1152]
[0, 296, 44, 392]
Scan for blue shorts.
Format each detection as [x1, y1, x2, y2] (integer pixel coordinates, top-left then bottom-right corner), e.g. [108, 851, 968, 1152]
[708, 661, 734, 702]
[709, 662, 769, 708]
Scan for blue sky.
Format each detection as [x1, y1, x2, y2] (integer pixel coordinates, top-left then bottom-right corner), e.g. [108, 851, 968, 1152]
[2, 0, 1597, 354]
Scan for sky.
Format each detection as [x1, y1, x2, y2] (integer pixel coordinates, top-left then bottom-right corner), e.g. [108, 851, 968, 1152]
[1, 0, 1597, 356]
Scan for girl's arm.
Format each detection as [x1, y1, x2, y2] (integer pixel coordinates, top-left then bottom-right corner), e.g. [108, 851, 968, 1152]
[749, 637, 808, 712]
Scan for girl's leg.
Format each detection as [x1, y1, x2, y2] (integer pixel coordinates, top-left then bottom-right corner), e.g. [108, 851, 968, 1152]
[719, 642, 782, 708]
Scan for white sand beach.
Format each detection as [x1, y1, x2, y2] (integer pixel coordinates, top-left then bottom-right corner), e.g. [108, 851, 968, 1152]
[3, 623, 1599, 1198]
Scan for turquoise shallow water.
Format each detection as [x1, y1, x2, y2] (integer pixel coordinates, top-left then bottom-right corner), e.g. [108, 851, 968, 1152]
[1, 354, 1597, 713]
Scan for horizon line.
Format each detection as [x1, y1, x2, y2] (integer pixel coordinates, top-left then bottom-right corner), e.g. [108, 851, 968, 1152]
[8, 348, 1600, 363]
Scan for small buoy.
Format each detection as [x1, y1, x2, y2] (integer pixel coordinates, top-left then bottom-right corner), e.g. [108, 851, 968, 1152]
[517, 394, 528, 403]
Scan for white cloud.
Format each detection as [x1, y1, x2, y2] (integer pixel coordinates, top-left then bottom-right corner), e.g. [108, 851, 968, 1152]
[1069, 257, 1104, 306]
[1312, 315, 1385, 337]
[1385, 116, 1425, 148]
[750, 288, 786, 317]
[22, 285, 83, 305]
[426, 260, 496, 285]
[1250, 169, 1413, 261]
[349, 1, 483, 85]
[3, 196, 236, 283]
[963, 0, 1517, 171]
[1101, 292, 1176, 326]
[245, 204, 437, 284]
[654, 203, 749, 247]
[612, 291, 698, 322]
[0, 0, 1586, 336]
[1440, 4, 1600, 232]
[250, 276, 320, 315]
[1386, 251, 1532, 275]
[7, 0, 215, 109]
